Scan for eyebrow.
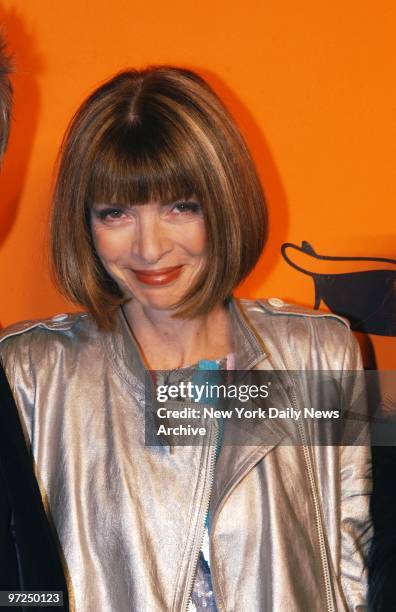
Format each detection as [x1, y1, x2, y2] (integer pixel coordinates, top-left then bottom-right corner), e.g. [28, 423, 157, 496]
[91, 198, 199, 209]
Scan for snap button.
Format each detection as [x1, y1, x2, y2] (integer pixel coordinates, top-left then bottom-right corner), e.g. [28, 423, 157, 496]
[268, 297, 284, 308]
[51, 313, 68, 322]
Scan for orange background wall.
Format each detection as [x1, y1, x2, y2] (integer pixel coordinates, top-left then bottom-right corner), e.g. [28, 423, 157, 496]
[0, 1, 395, 367]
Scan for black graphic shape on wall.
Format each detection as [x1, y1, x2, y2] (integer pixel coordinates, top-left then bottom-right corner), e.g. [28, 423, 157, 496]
[281, 241, 396, 337]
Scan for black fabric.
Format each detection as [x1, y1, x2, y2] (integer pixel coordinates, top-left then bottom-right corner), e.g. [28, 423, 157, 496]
[0, 364, 69, 611]
[369, 445, 396, 611]
[0, 468, 19, 589]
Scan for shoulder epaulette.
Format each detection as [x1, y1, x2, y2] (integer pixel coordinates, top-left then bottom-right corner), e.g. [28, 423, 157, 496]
[254, 298, 350, 328]
[0, 312, 87, 343]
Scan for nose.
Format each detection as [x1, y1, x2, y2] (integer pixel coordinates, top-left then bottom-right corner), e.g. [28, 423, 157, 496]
[132, 208, 172, 264]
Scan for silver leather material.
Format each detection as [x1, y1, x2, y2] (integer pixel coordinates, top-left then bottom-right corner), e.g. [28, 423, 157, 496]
[0, 298, 371, 611]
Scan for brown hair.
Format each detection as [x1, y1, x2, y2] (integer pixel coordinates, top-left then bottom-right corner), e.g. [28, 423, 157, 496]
[0, 34, 12, 160]
[51, 67, 267, 329]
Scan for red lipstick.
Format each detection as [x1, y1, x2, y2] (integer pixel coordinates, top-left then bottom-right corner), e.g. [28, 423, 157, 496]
[132, 266, 183, 286]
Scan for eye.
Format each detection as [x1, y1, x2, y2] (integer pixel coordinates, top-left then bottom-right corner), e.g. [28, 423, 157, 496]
[94, 207, 126, 221]
[171, 201, 202, 214]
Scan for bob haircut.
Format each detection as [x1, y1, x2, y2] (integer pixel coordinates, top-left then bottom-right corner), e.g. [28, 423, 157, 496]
[51, 66, 267, 330]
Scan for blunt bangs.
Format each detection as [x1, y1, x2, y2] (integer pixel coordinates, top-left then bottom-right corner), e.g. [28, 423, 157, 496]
[86, 120, 199, 209]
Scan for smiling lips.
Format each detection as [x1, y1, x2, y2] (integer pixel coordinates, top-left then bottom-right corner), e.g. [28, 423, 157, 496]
[132, 266, 184, 286]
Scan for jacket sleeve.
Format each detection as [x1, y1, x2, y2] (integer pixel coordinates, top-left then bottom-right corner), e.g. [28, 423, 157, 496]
[0, 346, 70, 610]
[339, 331, 372, 611]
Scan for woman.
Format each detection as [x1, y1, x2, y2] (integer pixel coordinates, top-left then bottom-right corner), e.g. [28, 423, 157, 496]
[0, 67, 371, 611]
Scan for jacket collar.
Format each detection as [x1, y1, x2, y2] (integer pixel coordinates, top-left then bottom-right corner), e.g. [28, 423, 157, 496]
[229, 297, 269, 370]
[103, 297, 269, 393]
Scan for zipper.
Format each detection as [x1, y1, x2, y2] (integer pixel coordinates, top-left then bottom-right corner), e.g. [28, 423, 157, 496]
[181, 303, 335, 611]
[288, 377, 334, 612]
[183, 418, 219, 611]
[238, 297, 334, 610]
[215, 303, 334, 610]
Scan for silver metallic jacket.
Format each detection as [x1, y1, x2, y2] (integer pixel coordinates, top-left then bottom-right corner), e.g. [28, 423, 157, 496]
[0, 298, 371, 612]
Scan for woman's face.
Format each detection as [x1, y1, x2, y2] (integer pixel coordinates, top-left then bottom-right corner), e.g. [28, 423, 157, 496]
[90, 199, 206, 314]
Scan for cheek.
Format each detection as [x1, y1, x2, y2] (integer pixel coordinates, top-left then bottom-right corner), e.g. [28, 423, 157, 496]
[91, 227, 124, 264]
[185, 222, 207, 255]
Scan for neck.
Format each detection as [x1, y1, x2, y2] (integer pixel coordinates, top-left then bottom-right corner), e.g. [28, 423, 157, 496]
[123, 300, 232, 370]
